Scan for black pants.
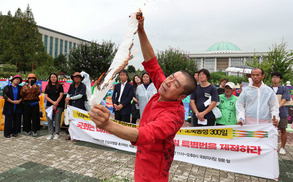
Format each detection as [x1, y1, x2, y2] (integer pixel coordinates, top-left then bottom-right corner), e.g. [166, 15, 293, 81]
[23, 103, 40, 133]
[4, 114, 21, 137]
[114, 110, 130, 123]
[191, 117, 216, 127]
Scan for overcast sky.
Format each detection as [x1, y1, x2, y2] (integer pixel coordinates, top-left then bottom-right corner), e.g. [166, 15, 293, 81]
[1, 0, 293, 70]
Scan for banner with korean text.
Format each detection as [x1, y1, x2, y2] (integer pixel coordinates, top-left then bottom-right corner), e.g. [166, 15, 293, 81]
[68, 106, 279, 180]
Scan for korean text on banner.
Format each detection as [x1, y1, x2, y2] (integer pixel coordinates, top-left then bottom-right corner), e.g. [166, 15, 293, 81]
[68, 106, 279, 181]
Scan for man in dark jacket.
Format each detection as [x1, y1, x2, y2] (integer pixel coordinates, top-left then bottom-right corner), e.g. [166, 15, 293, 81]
[65, 72, 87, 110]
[3, 75, 23, 138]
[112, 70, 134, 122]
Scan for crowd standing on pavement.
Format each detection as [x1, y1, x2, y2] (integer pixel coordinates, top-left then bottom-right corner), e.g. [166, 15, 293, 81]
[1, 18, 292, 182]
[1, 65, 291, 157]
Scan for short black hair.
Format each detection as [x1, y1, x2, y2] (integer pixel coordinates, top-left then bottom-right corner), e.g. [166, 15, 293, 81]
[119, 69, 128, 77]
[220, 78, 228, 82]
[179, 70, 197, 95]
[198, 69, 210, 80]
[252, 68, 264, 75]
[271, 72, 283, 79]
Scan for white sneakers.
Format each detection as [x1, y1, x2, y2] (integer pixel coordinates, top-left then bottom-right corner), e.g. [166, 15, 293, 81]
[47, 134, 53, 140]
[279, 148, 286, 155]
[53, 134, 59, 140]
[47, 134, 59, 140]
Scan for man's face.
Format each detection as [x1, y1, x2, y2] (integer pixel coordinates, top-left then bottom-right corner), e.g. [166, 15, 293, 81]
[272, 76, 281, 85]
[73, 76, 81, 83]
[158, 71, 186, 101]
[225, 86, 233, 97]
[251, 69, 264, 85]
[119, 72, 128, 83]
[198, 72, 208, 82]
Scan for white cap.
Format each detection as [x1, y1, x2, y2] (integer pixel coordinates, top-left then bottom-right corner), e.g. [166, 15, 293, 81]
[225, 82, 235, 90]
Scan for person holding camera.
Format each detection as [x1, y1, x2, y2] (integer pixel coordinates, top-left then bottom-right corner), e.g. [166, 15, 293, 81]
[20, 73, 41, 137]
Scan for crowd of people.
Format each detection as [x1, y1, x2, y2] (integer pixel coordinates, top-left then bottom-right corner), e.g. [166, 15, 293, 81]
[2, 59, 291, 156]
[1, 15, 291, 181]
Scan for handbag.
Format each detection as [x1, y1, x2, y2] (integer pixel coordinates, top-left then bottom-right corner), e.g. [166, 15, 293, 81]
[64, 105, 69, 126]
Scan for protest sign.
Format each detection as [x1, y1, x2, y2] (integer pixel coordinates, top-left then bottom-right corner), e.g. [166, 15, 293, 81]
[68, 106, 279, 180]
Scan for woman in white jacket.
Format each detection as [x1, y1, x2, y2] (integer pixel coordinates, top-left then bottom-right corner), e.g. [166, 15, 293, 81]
[136, 72, 157, 118]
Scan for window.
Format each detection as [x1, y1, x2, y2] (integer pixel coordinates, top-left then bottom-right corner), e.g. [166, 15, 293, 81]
[49, 36, 53, 56]
[65, 41, 68, 55]
[44, 35, 48, 52]
[55, 38, 59, 58]
[69, 42, 72, 50]
[203, 58, 215, 72]
[231, 58, 243, 66]
[73, 43, 76, 48]
[60, 39, 63, 54]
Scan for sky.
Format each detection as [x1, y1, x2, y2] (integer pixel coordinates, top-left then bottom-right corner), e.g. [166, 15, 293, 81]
[1, 0, 293, 70]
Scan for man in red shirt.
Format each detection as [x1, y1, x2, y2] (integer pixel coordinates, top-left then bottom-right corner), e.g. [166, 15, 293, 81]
[89, 16, 196, 181]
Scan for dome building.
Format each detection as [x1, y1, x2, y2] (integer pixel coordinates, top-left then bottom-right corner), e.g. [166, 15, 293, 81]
[189, 42, 267, 75]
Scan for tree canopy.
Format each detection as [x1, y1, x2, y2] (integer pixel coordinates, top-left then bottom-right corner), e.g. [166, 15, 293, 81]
[0, 5, 51, 73]
[68, 41, 117, 79]
[156, 47, 197, 76]
[246, 42, 293, 85]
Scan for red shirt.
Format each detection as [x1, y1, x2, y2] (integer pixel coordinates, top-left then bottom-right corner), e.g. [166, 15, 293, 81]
[131, 57, 185, 181]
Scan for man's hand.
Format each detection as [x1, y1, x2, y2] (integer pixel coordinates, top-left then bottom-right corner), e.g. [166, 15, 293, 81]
[196, 112, 205, 121]
[272, 118, 278, 127]
[89, 104, 111, 130]
[137, 15, 144, 32]
[65, 97, 71, 105]
[52, 101, 58, 107]
[113, 104, 118, 111]
[117, 104, 123, 110]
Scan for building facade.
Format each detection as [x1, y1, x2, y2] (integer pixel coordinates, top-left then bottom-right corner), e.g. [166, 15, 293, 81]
[38, 26, 90, 58]
[189, 42, 268, 75]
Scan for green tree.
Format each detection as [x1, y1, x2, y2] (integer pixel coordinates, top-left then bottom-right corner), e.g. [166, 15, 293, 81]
[209, 71, 244, 85]
[156, 47, 197, 76]
[0, 5, 50, 73]
[33, 64, 58, 80]
[209, 72, 226, 85]
[54, 54, 70, 74]
[68, 41, 117, 79]
[127, 65, 136, 73]
[246, 42, 293, 84]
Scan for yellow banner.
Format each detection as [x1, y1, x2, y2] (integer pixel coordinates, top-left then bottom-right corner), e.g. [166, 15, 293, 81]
[72, 109, 231, 138]
[177, 128, 233, 139]
[110, 119, 138, 128]
[73, 110, 91, 121]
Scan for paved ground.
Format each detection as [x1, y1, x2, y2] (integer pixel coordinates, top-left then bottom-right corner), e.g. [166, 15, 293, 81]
[0, 124, 292, 182]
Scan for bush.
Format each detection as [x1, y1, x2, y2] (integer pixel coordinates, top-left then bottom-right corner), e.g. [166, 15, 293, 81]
[1, 64, 17, 72]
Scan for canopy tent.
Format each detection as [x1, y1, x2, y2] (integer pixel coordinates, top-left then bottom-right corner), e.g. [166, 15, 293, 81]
[225, 65, 254, 74]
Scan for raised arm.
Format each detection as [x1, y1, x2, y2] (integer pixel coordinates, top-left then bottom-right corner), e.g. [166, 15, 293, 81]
[138, 17, 155, 62]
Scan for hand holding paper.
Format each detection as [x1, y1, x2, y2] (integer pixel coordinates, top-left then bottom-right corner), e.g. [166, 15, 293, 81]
[89, 105, 111, 130]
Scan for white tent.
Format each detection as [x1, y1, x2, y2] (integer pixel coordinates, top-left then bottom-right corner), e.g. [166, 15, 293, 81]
[225, 66, 253, 74]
